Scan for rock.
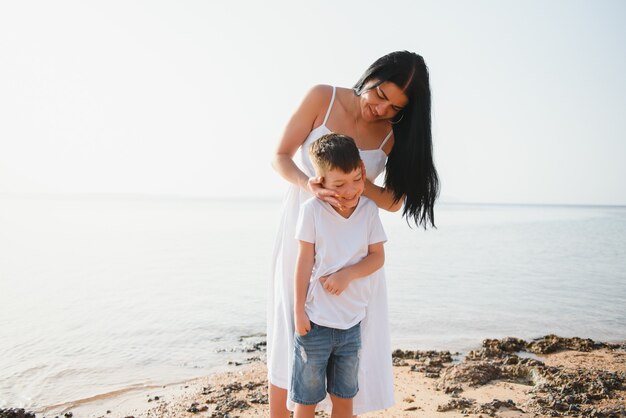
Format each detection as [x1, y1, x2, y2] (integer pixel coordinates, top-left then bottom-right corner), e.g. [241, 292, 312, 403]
[476, 399, 524, 415]
[437, 397, 476, 412]
[444, 385, 464, 396]
[247, 390, 268, 404]
[392, 348, 408, 359]
[527, 335, 602, 354]
[438, 398, 525, 416]
[467, 337, 527, 361]
[187, 402, 208, 413]
[504, 355, 519, 365]
[0, 409, 37, 418]
[393, 357, 409, 366]
[525, 361, 626, 417]
[432, 336, 625, 417]
[466, 335, 619, 361]
[440, 361, 502, 386]
[243, 381, 263, 390]
[392, 349, 454, 364]
[212, 398, 250, 417]
[223, 382, 243, 393]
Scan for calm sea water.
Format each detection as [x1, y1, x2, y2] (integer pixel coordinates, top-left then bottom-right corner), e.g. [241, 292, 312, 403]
[1, 195, 625, 410]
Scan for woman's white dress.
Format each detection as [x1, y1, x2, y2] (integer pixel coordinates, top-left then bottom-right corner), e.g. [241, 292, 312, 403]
[267, 86, 395, 414]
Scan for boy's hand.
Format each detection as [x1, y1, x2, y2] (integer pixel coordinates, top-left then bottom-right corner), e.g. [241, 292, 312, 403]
[319, 270, 352, 296]
[295, 311, 311, 336]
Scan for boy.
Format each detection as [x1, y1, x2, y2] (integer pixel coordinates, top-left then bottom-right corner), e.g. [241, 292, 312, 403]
[290, 133, 387, 418]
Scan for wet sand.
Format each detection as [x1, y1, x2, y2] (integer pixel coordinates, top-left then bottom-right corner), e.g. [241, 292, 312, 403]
[5, 335, 625, 418]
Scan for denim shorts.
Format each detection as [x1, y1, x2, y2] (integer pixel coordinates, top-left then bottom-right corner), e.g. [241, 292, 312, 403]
[290, 321, 361, 405]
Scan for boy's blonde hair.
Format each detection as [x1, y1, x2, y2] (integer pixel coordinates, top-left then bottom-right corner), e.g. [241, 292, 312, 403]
[309, 133, 361, 175]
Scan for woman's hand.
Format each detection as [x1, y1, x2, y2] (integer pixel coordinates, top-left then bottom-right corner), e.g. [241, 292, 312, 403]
[307, 176, 343, 209]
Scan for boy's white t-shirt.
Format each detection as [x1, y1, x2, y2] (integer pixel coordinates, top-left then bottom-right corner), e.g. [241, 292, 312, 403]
[295, 196, 387, 330]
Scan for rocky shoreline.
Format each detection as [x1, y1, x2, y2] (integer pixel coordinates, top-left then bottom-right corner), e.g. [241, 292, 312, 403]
[393, 335, 626, 417]
[3, 335, 625, 418]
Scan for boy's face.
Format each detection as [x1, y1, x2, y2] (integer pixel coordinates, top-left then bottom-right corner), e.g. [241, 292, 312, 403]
[321, 164, 365, 210]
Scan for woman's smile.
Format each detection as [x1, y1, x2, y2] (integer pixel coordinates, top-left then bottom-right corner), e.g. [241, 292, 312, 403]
[359, 80, 409, 122]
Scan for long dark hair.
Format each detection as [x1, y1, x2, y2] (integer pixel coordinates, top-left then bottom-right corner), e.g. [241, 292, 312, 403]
[354, 51, 439, 228]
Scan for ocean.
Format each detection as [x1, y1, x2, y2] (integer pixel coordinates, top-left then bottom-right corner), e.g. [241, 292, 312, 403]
[1, 195, 625, 411]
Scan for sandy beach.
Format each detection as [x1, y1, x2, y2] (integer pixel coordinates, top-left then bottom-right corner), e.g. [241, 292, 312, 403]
[3, 335, 625, 418]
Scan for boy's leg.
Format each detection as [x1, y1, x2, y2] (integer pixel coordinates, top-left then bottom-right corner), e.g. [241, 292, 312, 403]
[327, 323, 361, 418]
[269, 384, 291, 418]
[290, 324, 331, 413]
[294, 403, 317, 418]
[329, 395, 353, 418]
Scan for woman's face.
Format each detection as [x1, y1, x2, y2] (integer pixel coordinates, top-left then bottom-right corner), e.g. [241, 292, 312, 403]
[359, 80, 409, 122]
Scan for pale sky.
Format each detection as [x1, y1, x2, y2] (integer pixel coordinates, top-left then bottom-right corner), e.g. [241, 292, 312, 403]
[1, 1, 625, 205]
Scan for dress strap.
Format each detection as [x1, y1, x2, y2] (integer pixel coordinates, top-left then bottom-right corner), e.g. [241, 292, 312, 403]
[379, 130, 393, 149]
[322, 86, 336, 126]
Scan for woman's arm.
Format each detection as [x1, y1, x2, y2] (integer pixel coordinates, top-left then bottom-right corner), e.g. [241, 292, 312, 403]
[358, 143, 403, 212]
[271, 85, 340, 205]
[363, 179, 403, 212]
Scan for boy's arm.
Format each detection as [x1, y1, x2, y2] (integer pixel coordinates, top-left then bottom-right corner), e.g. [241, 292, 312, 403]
[320, 242, 384, 295]
[294, 240, 315, 335]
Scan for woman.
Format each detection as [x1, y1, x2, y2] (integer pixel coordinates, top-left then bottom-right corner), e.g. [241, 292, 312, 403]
[268, 51, 439, 417]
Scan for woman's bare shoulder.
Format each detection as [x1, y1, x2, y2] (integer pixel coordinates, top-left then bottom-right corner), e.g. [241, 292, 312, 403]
[302, 84, 334, 107]
[296, 85, 336, 127]
[332, 86, 357, 111]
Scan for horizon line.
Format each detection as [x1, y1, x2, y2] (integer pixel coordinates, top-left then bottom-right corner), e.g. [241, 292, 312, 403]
[1, 191, 625, 209]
